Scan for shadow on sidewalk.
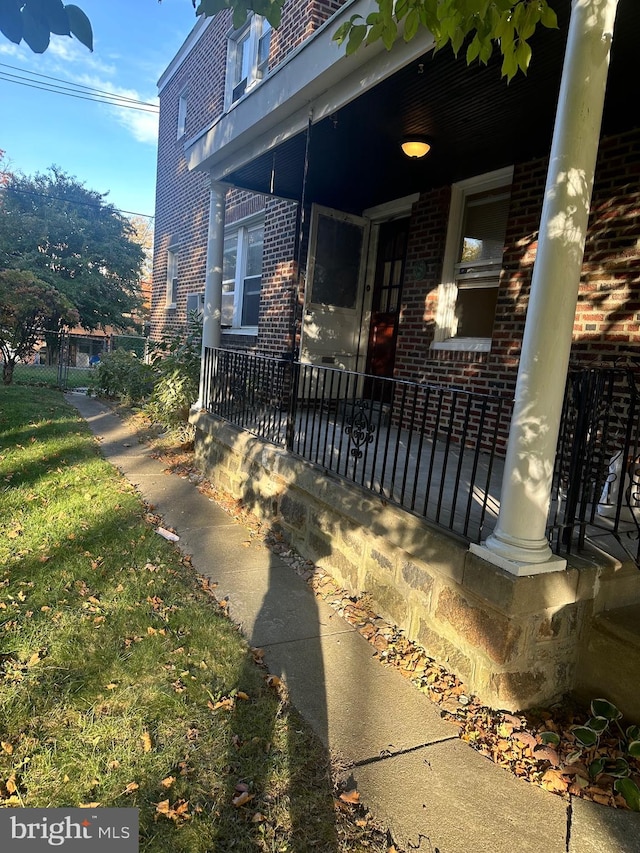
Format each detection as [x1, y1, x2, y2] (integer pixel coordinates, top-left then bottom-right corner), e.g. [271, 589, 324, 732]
[212, 554, 340, 851]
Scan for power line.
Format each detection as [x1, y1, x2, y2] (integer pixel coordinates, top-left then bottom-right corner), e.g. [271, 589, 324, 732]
[0, 73, 159, 112]
[5, 185, 155, 220]
[0, 62, 158, 108]
[0, 65, 159, 112]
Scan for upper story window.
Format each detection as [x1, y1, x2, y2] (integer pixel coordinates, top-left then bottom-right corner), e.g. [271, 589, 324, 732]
[226, 16, 271, 107]
[177, 88, 188, 139]
[432, 166, 513, 352]
[222, 217, 264, 332]
[166, 247, 179, 309]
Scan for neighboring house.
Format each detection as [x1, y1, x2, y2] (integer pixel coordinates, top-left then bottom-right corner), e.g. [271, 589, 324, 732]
[152, 0, 640, 715]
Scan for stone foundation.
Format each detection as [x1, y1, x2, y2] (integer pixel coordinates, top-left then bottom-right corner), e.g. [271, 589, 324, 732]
[191, 409, 638, 713]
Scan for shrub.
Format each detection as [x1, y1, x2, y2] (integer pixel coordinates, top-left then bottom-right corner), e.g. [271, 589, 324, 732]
[92, 348, 154, 403]
[144, 315, 202, 431]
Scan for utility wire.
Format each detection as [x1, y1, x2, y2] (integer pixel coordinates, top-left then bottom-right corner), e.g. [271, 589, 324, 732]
[0, 65, 158, 112]
[5, 186, 154, 220]
[0, 62, 158, 107]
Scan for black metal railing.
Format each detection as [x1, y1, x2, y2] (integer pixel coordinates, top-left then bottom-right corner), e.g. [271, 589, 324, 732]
[550, 365, 640, 564]
[202, 348, 512, 543]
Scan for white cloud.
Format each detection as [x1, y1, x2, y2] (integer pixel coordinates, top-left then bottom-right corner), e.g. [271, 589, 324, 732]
[1, 33, 158, 146]
[0, 43, 23, 58]
[112, 105, 159, 145]
[70, 75, 159, 144]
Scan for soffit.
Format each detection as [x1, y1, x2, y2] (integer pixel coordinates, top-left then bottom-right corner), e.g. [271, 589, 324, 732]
[215, 0, 639, 213]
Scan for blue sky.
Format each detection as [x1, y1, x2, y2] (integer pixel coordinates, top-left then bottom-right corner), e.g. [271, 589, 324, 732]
[0, 0, 198, 220]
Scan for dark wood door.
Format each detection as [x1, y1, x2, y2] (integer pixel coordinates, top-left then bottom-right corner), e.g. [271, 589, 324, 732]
[365, 217, 410, 380]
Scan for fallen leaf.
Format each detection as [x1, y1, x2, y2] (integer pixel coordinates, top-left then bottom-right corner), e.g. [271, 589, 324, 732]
[142, 732, 153, 752]
[123, 782, 139, 794]
[160, 776, 176, 789]
[156, 799, 171, 816]
[252, 812, 267, 823]
[540, 769, 569, 794]
[534, 745, 560, 766]
[232, 791, 254, 807]
[208, 697, 234, 711]
[265, 674, 282, 689]
[339, 790, 360, 805]
[79, 802, 101, 808]
[237, 691, 250, 701]
[1, 742, 13, 755]
[512, 731, 538, 751]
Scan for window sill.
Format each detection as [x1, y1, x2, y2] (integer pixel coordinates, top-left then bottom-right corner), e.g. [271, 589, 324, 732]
[165, 303, 177, 311]
[431, 338, 492, 353]
[222, 327, 258, 336]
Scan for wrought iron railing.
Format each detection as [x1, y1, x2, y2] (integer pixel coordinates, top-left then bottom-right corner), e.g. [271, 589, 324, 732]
[550, 365, 640, 564]
[202, 348, 512, 543]
[201, 349, 640, 563]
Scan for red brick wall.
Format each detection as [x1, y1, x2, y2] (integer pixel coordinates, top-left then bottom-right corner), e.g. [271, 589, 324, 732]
[152, 0, 345, 342]
[393, 126, 640, 400]
[258, 198, 300, 356]
[270, 0, 345, 67]
[573, 127, 640, 363]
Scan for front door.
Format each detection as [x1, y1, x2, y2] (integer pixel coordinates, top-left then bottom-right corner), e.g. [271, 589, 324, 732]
[365, 217, 410, 381]
[300, 205, 370, 374]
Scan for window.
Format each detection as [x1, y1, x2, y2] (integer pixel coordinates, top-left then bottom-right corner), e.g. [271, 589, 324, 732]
[433, 166, 513, 351]
[186, 292, 204, 316]
[166, 248, 178, 309]
[222, 219, 264, 331]
[226, 16, 271, 107]
[177, 88, 188, 139]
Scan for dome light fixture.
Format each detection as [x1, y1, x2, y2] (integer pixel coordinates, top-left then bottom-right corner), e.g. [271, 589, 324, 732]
[401, 137, 431, 159]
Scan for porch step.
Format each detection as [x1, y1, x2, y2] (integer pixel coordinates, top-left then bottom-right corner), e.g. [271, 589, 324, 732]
[575, 603, 640, 723]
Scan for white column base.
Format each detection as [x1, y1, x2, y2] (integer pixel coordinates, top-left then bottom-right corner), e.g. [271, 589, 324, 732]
[469, 542, 567, 577]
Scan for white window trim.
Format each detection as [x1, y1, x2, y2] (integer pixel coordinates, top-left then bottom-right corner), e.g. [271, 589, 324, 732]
[177, 87, 188, 139]
[224, 15, 271, 110]
[165, 246, 179, 310]
[431, 165, 513, 352]
[221, 213, 264, 336]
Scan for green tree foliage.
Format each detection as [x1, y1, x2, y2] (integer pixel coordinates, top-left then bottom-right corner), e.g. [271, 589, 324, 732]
[0, 268, 78, 384]
[1, 0, 556, 79]
[194, 0, 558, 78]
[0, 167, 145, 358]
[0, 0, 92, 53]
[333, 0, 558, 79]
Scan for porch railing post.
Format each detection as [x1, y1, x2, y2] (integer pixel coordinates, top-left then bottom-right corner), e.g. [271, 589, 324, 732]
[285, 357, 299, 452]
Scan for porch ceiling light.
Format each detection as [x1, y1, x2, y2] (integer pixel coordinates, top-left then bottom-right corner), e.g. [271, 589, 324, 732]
[401, 138, 431, 159]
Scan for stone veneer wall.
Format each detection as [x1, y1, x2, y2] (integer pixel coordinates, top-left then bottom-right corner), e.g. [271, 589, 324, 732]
[190, 409, 636, 713]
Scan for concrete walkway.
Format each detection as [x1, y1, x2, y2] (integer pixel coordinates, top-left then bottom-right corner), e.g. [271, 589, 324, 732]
[66, 393, 640, 853]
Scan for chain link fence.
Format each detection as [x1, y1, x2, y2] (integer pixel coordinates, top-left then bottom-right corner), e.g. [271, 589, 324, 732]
[4, 330, 148, 390]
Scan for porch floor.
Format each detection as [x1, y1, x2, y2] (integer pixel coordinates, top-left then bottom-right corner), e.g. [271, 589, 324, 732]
[239, 402, 640, 566]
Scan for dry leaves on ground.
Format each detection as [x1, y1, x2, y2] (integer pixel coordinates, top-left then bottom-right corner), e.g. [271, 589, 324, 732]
[146, 434, 640, 812]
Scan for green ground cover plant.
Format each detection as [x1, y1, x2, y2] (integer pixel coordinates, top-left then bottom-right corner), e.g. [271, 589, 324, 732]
[0, 386, 386, 853]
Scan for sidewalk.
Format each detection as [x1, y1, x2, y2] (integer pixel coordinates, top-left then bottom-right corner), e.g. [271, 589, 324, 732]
[66, 392, 640, 853]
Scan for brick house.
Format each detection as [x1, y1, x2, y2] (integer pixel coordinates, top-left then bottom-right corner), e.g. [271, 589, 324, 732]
[152, 0, 640, 714]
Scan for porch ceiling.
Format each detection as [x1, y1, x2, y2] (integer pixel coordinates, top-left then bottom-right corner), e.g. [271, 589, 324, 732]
[222, 0, 638, 213]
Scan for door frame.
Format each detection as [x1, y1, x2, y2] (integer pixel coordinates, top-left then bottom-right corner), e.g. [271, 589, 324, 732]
[300, 194, 419, 377]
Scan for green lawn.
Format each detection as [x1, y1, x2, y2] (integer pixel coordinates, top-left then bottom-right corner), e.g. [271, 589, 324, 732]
[0, 386, 385, 852]
[10, 363, 95, 389]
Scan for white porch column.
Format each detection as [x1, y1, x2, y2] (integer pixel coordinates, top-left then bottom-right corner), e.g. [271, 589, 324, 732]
[196, 179, 226, 409]
[472, 0, 619, 576]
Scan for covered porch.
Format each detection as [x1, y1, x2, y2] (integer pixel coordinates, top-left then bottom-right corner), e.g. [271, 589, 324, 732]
[186, 0, 640, 711]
